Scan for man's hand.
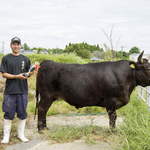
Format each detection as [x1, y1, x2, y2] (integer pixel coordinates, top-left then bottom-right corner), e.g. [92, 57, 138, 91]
[16, 74, 28, 79]
[2, 73, 27, 79]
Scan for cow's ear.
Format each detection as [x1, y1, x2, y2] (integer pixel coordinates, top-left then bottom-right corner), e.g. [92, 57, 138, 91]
[138, 51, 144, 63]
[130, 64, 135, 69]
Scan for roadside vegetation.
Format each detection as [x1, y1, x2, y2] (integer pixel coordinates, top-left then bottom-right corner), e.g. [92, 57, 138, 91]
[118, 93, 150, 150]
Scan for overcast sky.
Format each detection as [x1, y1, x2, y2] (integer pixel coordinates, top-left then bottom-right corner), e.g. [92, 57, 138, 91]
[0, 0, 150, 53]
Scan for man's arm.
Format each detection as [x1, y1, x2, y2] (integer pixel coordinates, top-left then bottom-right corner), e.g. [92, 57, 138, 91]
[2, 73, 27, 79]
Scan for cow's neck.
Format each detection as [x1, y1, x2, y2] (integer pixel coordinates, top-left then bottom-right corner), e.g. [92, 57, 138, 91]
[134, 69, 147, 87]
[128, 69, 137, 95]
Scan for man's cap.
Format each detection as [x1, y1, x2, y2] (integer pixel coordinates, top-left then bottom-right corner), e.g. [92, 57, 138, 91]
[11, 37, 21, 44]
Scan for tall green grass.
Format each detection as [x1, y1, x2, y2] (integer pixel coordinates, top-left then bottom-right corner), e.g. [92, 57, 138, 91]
[26, 53, 87, 64]
[43, 125, 121, 146]
[118, 91, 150, 150]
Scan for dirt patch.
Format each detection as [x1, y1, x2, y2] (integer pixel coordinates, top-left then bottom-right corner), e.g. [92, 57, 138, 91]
[26, 114, 123, 129]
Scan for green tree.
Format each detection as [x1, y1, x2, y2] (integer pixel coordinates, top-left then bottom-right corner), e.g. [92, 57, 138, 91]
[31, 47, 46, 54]
[129, 47, 140, 54]
[116, 51, 129, 59]
[76, 49, 91, 59]
[23, 43, 30, 50]
[92, 51, 105, 59]
[48, 48, 64, 54]
[64, 42, 103, 58]
[64, 42, 102, 53]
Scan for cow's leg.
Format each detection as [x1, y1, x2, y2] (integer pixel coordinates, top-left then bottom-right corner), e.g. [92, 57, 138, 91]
[106, 108, 117, 128]
[38, 96, 53, 131]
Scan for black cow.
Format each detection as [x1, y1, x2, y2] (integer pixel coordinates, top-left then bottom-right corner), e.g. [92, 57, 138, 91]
[36, 51, 150, 131]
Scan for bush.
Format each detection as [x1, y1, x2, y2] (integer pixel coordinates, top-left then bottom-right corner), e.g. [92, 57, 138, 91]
[76, 49, 91, 59]
[26, 53, 87, 64]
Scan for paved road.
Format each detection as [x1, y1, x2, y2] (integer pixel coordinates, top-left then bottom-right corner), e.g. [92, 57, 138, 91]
[6, 140, 112, 150]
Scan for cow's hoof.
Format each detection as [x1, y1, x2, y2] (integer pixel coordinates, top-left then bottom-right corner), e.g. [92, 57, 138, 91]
[38, 129, 44, 134]
[109, 127, 117, 132]
[38, 127, 49, 133]
[43, 127, 49, 130]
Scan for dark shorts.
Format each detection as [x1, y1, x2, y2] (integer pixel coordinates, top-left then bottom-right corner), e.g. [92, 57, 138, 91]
[2, 94, 28, 120]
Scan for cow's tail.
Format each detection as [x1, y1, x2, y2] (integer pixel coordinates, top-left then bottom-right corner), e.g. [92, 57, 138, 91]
[34, 78, 40, 120]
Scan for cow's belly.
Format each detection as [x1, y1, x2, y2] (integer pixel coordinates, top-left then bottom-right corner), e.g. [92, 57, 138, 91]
[58, 71, 129, 108]
[59, 83, 128, 108]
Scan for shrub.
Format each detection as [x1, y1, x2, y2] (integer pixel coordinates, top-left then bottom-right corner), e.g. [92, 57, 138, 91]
[26, 53, 87, 64]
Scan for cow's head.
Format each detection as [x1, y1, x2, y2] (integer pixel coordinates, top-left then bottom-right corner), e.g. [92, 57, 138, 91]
[133, 51, 150, 86]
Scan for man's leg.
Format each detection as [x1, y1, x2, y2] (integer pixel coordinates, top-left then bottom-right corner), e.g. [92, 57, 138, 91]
[1, 95, 16, 144]
[16, 94, 29, 142]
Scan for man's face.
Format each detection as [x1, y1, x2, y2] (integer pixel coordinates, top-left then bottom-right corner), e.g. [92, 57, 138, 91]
[10, 42, 21, 54]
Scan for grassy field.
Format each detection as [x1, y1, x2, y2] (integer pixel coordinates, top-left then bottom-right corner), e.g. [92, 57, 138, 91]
[118, 93, 150, 150]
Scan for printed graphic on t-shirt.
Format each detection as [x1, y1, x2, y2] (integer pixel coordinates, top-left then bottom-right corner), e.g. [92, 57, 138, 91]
[21, 61, 25, 71]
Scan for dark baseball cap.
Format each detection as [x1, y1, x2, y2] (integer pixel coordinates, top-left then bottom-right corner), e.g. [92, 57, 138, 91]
[11, 37, 21, 44]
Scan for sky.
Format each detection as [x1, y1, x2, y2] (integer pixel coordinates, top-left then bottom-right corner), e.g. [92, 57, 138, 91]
[0, 0, 150, 53]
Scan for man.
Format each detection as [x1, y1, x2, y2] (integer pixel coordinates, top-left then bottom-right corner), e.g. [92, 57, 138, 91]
[0, 37, 33, 144]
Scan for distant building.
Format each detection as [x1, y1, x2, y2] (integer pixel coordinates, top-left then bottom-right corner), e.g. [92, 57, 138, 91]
[20, 49, 36, 54]
[21, 49, 49, 55]
[39, 50, 49, 54]
[90, 57, 102, 61]
[0, 50, 4, 54]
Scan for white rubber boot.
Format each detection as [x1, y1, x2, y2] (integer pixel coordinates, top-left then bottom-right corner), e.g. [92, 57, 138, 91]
[17, 119, 29, 142]
[1, 119, 12, 144]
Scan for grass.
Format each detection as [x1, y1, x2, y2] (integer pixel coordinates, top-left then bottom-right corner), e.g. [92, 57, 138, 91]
[27, 53, 88, 64]
[117, 92, 150, 150]
[41, 125, 121, 148]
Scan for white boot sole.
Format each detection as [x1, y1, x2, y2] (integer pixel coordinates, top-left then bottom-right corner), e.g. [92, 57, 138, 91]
[18, 136, 29, 142]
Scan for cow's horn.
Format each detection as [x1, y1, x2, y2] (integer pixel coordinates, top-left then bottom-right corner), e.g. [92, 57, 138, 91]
[138, 51, 144, 63]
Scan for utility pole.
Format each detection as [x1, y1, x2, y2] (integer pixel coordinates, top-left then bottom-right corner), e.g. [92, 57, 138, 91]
[2, 41, 4, 54]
